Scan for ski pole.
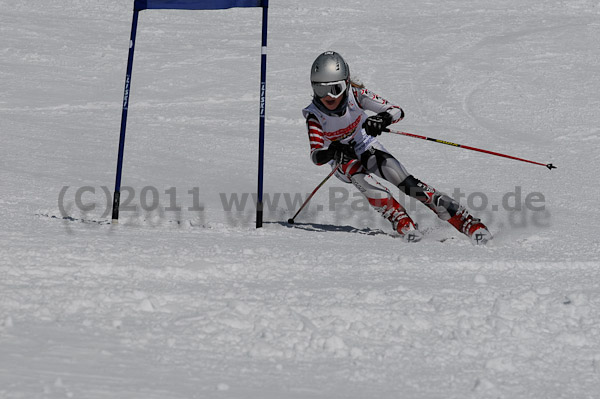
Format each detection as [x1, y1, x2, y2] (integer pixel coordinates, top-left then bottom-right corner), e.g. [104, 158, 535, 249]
[385, 129, 556, 170]
[287, 164, 338, 224]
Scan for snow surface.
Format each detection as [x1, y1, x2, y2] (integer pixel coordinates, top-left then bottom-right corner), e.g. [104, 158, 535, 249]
[1, 0, 600, 397]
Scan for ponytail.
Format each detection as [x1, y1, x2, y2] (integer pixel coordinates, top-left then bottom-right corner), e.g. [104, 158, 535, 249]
[350, 79, 365, 89]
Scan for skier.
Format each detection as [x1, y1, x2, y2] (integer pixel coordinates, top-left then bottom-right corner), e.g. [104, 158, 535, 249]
[302, 51, 492, 244]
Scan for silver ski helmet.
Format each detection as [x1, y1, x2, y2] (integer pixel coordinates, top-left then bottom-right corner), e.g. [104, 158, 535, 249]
[310, 51, 350, 99]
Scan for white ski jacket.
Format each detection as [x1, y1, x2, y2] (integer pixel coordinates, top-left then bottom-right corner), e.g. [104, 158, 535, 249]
[302, 86, 403, 165]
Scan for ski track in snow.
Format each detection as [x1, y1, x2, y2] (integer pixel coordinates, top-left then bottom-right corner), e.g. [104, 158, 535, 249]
[1, 0, 600, 398]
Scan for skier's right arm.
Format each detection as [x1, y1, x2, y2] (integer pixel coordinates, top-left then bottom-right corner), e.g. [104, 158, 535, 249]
[306, 114, 333, 165]
[306, 115, 356, 165]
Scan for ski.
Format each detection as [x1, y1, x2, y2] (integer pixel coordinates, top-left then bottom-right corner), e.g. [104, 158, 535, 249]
[275, 221, 459, 243]
[36, 213, 111, 225]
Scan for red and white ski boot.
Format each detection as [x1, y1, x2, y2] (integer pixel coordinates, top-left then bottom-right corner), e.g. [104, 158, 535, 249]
[448, 208, 492, 245]
[393, 211, 422, 243]
[379, 200, 423, 243]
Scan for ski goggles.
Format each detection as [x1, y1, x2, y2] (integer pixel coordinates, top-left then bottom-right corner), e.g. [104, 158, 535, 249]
[311, 80, 347, 99]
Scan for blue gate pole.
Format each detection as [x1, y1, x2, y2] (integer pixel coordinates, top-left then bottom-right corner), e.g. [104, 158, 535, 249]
[112, 9, 140, 223]
[256, 1, 268, 228]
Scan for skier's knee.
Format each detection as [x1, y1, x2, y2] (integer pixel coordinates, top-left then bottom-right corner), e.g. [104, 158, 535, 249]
[399, 176, 460, 218]
[398, 175, 430, 202]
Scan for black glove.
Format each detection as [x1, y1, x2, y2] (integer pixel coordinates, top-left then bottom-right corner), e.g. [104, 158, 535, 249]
[363, 111, 393, 137]
[327, 140, 357, 164]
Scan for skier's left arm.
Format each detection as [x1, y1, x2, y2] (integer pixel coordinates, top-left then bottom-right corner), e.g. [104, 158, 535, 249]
[356, 87, 404, 137]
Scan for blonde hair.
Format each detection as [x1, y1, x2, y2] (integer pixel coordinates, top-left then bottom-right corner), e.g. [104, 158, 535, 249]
[350, 79, 365, 89]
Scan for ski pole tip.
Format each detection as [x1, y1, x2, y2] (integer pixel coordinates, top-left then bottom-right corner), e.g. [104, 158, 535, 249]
[546, 163, 557, 170]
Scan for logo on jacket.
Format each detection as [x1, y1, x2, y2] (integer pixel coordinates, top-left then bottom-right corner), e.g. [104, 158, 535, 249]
[324, 115, 362, 141]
